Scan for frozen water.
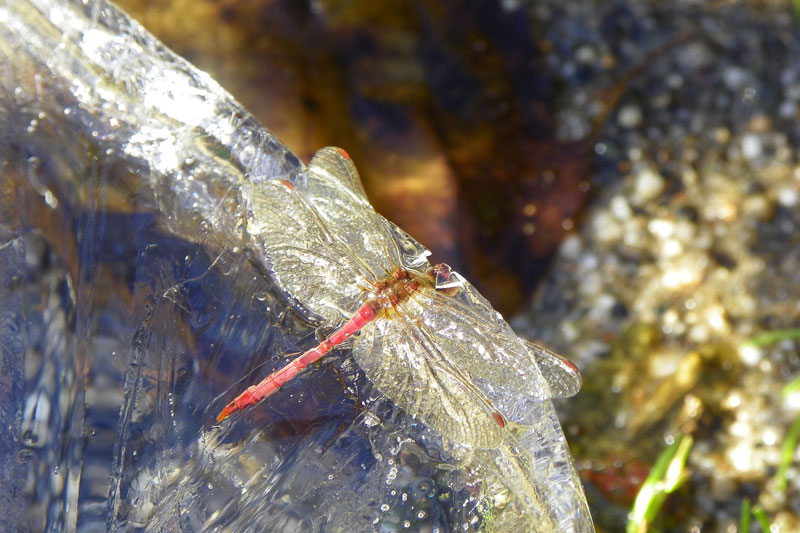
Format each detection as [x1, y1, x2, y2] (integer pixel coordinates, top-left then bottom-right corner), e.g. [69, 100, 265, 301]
[0, 1, 592, 531]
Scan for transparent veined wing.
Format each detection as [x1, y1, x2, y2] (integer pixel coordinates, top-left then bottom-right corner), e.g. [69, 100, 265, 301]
[244, 146, 430, 323]
[304, 147, 430, 273]
[525, 341, 581, 399]
[305, 147, 370, 208]
[413, 266, 581, 403]
[409, 283, 554, 408]
[352, 298, 506, 449]
[243, 177, 371, 324]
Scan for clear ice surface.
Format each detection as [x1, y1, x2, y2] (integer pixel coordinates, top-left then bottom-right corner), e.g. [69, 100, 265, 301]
[0, 1, 593, 531]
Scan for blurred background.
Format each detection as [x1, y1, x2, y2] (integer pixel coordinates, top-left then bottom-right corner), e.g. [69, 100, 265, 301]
[114, 0, 596, 316]
[97, 0, 800, 530]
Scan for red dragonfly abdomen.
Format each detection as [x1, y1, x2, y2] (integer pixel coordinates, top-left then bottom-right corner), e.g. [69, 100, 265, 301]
[217, 300, 381, 422]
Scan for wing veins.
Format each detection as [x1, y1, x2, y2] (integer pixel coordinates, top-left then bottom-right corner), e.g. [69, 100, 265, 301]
[412, 289, 551, 400]
[302, 173, 396, 281]
[394, 312, 504, 447]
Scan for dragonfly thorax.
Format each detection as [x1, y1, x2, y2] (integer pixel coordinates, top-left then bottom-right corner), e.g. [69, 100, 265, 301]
[369, 268, 425, 310]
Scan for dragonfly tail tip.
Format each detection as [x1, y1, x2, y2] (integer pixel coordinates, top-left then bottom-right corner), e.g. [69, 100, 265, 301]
[217, 405, 233, 423]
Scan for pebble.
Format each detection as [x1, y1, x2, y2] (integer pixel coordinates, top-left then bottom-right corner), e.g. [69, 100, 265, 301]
[617, 104, 642, 128]
[741, 133, 762, 160]
[778, 100, 796, 118]
[521, 1, 800, 529]
[722, 66, 749, 90]
[712, 127, 731, 144]
[677, 41, 713, 70]
[574, 45, 597, 64]
[778, 186, 798, 207]
[609, 195, 632, 220]
[630, 167, 664, 206]
[593, 211, 623, 244]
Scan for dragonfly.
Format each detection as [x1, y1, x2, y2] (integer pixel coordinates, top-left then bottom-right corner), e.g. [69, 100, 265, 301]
[218, 147, 581, 449]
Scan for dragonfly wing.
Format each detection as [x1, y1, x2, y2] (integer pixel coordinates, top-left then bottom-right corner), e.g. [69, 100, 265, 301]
[246, 146, 432, 323]
[306, 147, 370, 204]
[524, 341, 581, 399]
[243, 178, 369, 324]
[411, 285, 553, 409]
[352, 308, 505, 449]
[305, 147, 431, 273]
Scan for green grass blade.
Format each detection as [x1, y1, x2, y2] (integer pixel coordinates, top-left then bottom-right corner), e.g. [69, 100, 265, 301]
[740, 498, 751, 532]
[777, 414, 800, 493]
[752, 506, 771, 531]
[741, 328, 800, 348]
[626, 435, 694, 533]
[794, 0, 800, 32]
[781, 376, 800, 400]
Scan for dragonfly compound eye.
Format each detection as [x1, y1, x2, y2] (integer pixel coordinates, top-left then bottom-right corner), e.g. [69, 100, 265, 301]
[428, 263, 465, 297]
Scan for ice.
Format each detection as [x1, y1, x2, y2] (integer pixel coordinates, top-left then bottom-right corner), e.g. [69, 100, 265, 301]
[0, 236, 29, 530]
[0, 1, 592, 531]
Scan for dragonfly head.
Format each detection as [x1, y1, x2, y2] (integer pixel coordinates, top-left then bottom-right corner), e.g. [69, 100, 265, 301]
[427, 263, 466, 297]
